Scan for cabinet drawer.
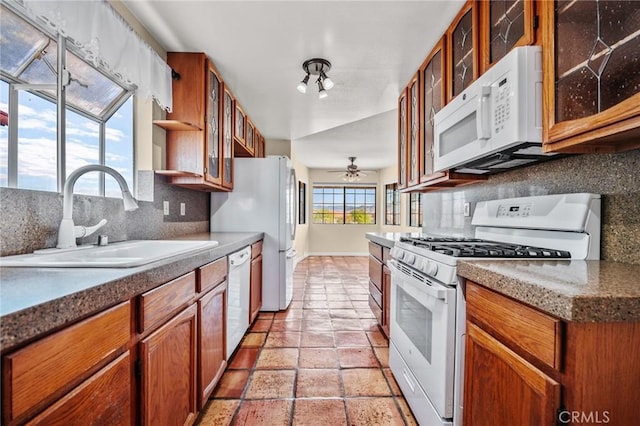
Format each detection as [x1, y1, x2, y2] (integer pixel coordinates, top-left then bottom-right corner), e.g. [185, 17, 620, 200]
[139, 272, 196, 332]
[368, 241, 383, 261]
[2, 302, 131, 424]
[466, 281, 562, 370]
[27, 352, 132, 425]
[382, 247, 391, 264]
[368, 255, 383, 290]
[251, 240, 263, 259]
[198, 257, 227, 294]
[369, 281, 382, 308]
[368, 295, 382, 324]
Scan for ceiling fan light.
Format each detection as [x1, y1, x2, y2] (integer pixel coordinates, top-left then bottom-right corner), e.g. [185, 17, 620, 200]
[296, 74, 310, 93]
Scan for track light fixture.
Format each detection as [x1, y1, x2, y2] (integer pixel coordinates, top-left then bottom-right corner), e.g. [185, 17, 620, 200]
[297, 58, 334, 99]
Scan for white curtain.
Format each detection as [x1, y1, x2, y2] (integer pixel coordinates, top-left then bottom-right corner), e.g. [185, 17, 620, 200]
[20, 0, 173, 111]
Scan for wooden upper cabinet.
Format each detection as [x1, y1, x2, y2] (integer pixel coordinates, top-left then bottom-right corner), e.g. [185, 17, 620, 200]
[205, 62, 223, 186]
[480, 0, 536, 73]
[541, 0, 640, 153]
[233, 102, 246, 146]
[222, 85, 235, 189]
[235, 117, 256, 157]
[420, 37, 446, 181]
[447, 0, 479, 101]
[157, 53, 231, 192]
[407, 73, 420, 187]
[397, 88, 408, 190]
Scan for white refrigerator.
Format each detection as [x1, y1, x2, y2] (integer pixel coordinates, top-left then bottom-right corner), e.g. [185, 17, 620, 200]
[210, 156, 296, 311]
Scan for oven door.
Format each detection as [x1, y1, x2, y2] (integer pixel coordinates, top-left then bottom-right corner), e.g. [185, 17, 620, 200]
[389, 259, 456, 419]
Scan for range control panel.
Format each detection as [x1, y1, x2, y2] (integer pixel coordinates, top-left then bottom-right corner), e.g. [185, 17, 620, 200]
[497, 203, 532, 218]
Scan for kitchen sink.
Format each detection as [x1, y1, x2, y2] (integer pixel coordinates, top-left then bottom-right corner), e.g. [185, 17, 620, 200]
[0, 240, 219, 268]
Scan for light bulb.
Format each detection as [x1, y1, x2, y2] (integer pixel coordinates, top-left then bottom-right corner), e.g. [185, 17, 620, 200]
[297, 74, 309, 93]
[317, 78, 328, 99]
[322, 72, 334, 90]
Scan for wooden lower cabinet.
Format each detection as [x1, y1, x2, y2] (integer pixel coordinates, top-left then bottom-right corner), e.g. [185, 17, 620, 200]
[381, 264, 391, 337]
[140, 304, 198, 426]
[464, 322, 560, 426]
[198, 281, 227, 408]
[27, 352, 132, 425]
[250, 252, 263, 324]
[464, 281, 640, 425]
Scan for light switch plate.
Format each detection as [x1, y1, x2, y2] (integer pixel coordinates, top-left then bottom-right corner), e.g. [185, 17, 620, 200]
[464, 202, 470, 217]
[180, 203, 185, 216]
[163, 201, 169, 216]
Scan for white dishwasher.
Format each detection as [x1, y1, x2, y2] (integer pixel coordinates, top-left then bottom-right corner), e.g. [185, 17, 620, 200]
[226, 246, 251, 359]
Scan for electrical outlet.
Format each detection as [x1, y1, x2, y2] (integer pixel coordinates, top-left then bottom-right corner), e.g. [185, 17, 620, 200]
[180, 203, 186, 216]
[163, 201, 170, 216]
[463, 202, 471, 217]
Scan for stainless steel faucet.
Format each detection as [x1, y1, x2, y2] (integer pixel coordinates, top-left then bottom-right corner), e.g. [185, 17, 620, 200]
[57, 165, 138, 249]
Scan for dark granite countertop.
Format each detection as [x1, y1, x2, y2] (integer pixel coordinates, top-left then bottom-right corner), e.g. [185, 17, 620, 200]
[365, 232, 419, 248]
[458, 260, 640, 322]
[0, 232, 263, 352]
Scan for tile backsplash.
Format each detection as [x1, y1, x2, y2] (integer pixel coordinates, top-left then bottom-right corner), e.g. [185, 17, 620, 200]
[422, 149, 640, 265]
[0, 172, 210, 257]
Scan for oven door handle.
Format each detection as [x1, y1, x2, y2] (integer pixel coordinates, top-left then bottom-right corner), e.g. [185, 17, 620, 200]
[388, 259, 448, 301]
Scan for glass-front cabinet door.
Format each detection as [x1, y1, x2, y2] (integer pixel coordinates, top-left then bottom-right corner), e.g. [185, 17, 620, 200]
[205, 62, 222, 186]
[397, 88, 408, 190]
[542, 0, 640, 153]
[482, 0, 535, 72]
[233, 103, 246, 145]
[222, 86, 234, 189]
[246, 119, 255, 156]
[408, 73, 420, 187]
[447, 0, 479, 101]
[420, 37, 446, 181]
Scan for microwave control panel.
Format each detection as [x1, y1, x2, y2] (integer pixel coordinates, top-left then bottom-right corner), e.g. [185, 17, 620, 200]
[493, 76, 511, 134]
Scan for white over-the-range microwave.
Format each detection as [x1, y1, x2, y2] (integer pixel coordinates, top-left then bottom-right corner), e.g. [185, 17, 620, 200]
[434, 46, 561, 174]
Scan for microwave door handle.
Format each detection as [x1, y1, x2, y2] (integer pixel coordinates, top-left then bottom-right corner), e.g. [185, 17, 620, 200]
[476, 85, 491, 140]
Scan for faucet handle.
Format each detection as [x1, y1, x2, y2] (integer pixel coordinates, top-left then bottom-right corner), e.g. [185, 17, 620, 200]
[74, 219, 108, 238]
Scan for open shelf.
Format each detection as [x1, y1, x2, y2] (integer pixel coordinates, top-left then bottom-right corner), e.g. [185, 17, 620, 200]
[153, 120, 201, 131]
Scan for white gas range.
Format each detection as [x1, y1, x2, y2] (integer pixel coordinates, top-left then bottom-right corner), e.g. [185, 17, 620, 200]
[388, 193, 601, 426]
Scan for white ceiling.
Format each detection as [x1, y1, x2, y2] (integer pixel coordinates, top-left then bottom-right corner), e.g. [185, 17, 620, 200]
[122, 0, 465, 171]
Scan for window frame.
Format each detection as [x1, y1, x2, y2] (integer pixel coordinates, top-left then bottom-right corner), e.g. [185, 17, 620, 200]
[1, 3, 135, 195]
[312, 185, 377, 225]
[408, 192, 423, 228]
[384, 182, 400, 226]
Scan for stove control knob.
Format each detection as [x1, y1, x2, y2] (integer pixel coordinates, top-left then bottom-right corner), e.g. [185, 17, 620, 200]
[395, 249, 405, 261]
[423, 261, 438, 276]
[405, 253, 416, 265]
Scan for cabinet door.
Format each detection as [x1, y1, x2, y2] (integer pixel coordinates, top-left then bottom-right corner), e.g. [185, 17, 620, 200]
[250, 254, 263, 324]
[420, 37, 446, 181]
[481, 0, 535, 72]
[205, 62, 223, 186]
[198, 282, 227, 409]
[27, 352, 132, 426]
[542, 0, 640, 152]
[233, 103, 246, 145]
[397, 88, 408, 190]
[140, 304, 198, 426]
[407, 73, 420, 187]
[464, 322, 561, 426]
[447, 0, 479, 101]
[246, 119, 255, 155]
[381, 265, 391, 338]
[221, 86, 234, 189]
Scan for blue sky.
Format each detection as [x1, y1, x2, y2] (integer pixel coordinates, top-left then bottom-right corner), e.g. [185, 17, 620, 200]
[0, 79, 133, 197]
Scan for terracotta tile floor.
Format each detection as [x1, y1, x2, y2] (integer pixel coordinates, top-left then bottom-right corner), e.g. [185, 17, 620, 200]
[196, 256, 416, 425]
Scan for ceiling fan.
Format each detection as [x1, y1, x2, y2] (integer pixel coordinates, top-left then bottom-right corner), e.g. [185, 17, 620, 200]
[328, 157, 377, 182]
